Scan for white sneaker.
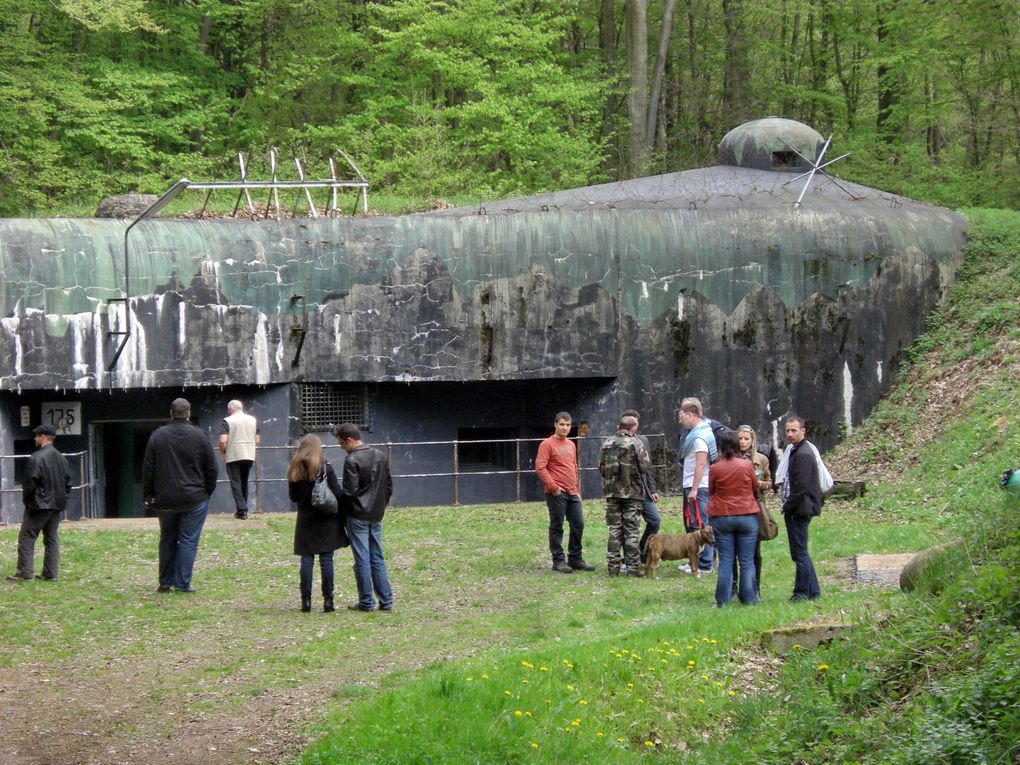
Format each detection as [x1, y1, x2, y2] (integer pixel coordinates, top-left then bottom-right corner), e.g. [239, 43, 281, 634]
[678, 563, 692, 573]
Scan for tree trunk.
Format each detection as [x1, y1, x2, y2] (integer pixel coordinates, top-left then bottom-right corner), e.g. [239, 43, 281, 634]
[626, 0, 649, 177]
[646, 0, 677, 152]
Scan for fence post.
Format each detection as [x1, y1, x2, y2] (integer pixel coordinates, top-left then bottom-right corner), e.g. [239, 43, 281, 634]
[515, 439, 522, 502]
[452, 441, 459, 506]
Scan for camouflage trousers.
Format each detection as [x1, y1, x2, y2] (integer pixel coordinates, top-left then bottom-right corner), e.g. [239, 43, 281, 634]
[605, 498, 642, 573]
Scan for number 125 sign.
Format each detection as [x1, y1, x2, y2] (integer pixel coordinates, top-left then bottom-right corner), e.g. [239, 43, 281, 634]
[42, 402, 82, 435]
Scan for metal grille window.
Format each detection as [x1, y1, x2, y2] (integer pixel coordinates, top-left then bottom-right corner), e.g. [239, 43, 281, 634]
[297, 383, 372, 433]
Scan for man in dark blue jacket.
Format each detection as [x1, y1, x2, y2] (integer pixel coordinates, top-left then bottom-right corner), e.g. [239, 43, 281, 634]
[335, 422, 394, 612]
[779, 415, 822, 601]
[7, 424, 72, 582]
[143, 398, 218, 594]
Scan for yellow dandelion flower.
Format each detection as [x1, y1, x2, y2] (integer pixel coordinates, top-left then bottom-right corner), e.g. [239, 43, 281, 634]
[686, 644, 693, 650]
[792, 645, 802, 651]
[597, 731, 605, 738]
[688, 660, 696, 667]
[504, 690, 512, 696]
[540, 666, 548, 672]
[572, 719, 580, 726]
[526, 711, 532, 717]
[710, 639, 717, 645]
[617, 738, 625, 744]
[715, 681, 724, 688]
[521, 661, 533, 669]
[522, 679, 529, 685]
[728, 691, 736, 697]
[567, 684, 574, 691]
[531, 742, 539, 749]
[482, 673, 489, 679]
[637, 699, 645, 704]
[698, 698, 705, 704]
[817, 664, 829, 671]
[645, 741, 655, 747]
[702, 674, 709, 681]
[661, 659, 668, 665]
[627, 682, 634, 689]
[579, 699, 588, 705]
[566, 663, 574, 669]
[515, 710, 522, 718]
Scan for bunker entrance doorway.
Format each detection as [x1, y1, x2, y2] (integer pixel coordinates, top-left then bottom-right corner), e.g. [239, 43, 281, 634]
[88, 420, 163, 518]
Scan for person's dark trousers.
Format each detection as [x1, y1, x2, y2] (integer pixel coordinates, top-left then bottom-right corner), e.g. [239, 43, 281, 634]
[158, 499, 210, 591]
[682, 488, 714, 571]
[784, 512, 820, 599]
[15, 508, 62, 579]
[299, 552, 335, 599]
[226, 460, 253, 515]
[346, 517, 393, 610]
[546, 492, 585, 565]
[638, 498, 661, 564]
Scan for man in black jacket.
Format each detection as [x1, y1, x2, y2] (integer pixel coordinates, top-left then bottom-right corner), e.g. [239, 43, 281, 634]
[142, 398, 218, 594]
[335, 422, 394, 612]
[7, 424, 72, 582]
[779, 415, 822, 601]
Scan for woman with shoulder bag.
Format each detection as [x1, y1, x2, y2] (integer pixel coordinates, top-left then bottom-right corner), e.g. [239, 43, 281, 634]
[732, 425, 773, 599]
[287, 434, 348, 613]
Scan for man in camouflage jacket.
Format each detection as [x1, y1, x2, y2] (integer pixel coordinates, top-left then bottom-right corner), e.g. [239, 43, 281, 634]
[599, 414, 650, 577]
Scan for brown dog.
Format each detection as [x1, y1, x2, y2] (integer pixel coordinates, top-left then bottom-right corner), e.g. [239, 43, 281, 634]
[644, 527, 716, 579]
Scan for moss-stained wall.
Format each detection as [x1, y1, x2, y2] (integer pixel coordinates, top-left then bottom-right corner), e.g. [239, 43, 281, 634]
[0, 166, 966, 450]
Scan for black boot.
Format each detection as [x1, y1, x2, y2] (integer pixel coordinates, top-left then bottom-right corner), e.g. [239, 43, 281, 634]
[301, 596, 312, 613]
[323, 596, 335, 613]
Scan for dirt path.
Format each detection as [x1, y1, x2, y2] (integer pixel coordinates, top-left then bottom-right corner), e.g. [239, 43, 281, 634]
[0, 516, 392, 765]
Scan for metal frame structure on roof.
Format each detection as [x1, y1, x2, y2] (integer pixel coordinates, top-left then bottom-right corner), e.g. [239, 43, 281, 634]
[107, 149, 369, 371]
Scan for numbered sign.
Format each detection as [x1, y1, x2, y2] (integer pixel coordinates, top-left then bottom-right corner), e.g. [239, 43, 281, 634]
[42, 401, 82, 435]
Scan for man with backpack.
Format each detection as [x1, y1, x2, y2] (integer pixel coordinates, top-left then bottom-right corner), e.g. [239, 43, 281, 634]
[677, 397, 718, 574]
[599, 414, 650, 577]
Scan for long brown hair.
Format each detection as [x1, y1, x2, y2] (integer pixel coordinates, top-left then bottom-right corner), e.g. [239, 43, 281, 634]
[286, 434, 322, 482]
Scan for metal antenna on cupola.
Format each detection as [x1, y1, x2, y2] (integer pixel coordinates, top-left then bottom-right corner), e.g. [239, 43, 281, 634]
[779, 134, 853, 208]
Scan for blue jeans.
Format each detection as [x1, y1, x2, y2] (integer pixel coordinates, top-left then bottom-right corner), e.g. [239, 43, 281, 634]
[683, 488, 714, 571]
[546, 492, 585, 565]
[158, 499, 209, 591]
[300, 552, 334, 599]
[638, 498, 661, 563]
[785, 512, 820, 599]
[346, 517, 393, 609]
[711, 514, 759, 606]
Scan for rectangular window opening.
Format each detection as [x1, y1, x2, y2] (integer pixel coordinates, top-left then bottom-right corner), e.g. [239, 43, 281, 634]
[457, 427, 520, 473]
[297, 383, 373, 433]
[772, 150, 799, 169]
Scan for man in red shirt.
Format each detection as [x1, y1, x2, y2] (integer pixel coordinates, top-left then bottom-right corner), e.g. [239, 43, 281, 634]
[535, 412, 596, 574]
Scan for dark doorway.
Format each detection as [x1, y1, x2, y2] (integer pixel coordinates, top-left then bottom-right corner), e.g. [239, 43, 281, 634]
[90, 420, 163, 518]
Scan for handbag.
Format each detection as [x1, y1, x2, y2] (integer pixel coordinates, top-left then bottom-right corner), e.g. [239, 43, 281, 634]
[756, 499, 778, 541]
[310, 464, 339, 516]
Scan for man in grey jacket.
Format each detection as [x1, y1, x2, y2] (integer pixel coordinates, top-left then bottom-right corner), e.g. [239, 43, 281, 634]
[335, 422, 394, 612]
[7, 424, 72, 582]
[143, 398, 218, 594]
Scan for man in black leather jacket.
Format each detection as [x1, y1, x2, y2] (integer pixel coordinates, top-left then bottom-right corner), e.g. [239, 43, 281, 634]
[335, 422, 394, 612]
[7, 424, 71, 582]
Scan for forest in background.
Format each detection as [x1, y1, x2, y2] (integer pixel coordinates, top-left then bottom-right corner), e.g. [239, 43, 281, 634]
[2, 0, 1019, 216]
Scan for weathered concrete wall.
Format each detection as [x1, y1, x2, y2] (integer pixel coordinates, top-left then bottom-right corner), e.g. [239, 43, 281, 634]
[0, 166, 967, 468]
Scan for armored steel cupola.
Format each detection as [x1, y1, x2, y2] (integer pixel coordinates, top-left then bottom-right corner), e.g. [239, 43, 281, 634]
[717, 117, 825, 172]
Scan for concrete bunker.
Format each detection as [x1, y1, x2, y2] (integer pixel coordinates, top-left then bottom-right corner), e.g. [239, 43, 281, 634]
[0, 118, 967, 518]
